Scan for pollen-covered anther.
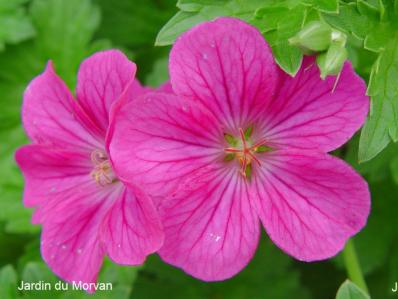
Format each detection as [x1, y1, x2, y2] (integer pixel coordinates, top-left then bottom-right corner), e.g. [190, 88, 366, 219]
[90, 150, 117, 186]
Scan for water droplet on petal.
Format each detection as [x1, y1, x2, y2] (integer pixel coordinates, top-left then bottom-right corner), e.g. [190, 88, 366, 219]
[117, 243, 121, 248]
[50, 255, 55, 260]
[77, 248, 82, 254]
[202, 53, 208, 60]
[209, 233, 221, 242]
[61, 244, 67, 250]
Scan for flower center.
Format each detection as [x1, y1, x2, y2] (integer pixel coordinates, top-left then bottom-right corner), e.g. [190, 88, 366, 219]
[90, 150, 117, 186]
[223, 127, 271, 179]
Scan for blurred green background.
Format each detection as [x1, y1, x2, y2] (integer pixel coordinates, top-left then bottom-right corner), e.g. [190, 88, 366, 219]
[0, 0, 397, 298]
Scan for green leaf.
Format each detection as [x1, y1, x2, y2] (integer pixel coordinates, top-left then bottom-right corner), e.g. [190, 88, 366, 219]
[0, 10, 35, 50]
[155, 0, 264, 46]
[390, 156, 398, 184]
[303, 0, 339, 13]
[258, 2, 307, 75]
[30, 0, 101, 87]
[0, 265, 17, 299]
[0, 1, 35, 51]
[321, 2, 372, 40]
[359, 37, 398, 162]
[335, 280, 370, 299]
[95, 0, 176, 48]
[145, 55, 169, 87]
[21, 262, 60, 299]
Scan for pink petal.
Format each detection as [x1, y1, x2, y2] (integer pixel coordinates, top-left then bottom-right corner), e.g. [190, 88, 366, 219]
[169, 17, 277, 130]
[15, 145, 92, 209]
[108, 91, 222, 197]
[261, 57, 369, 152]
[100, 184, 164, 265]
[22, 62, 102, 151]
[159, 166, 260, 281]
[76, 50, 137, 134]
[252, 150, 370, 261]
[16, 145, 162, 285]
[15, 145, 115, 284]
[40, 185, 113, 286]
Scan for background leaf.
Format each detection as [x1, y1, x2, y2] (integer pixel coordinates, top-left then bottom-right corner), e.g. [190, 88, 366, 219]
[336, 280, 370, 299]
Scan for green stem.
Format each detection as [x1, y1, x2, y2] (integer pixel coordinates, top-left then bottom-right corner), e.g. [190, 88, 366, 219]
[342, 239, 369, 294]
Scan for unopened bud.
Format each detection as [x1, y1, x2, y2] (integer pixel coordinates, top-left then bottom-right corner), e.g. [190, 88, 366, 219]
[289, 21, 332, 53]
[331, 30, 347, 46]
[317, 42, 348, 79]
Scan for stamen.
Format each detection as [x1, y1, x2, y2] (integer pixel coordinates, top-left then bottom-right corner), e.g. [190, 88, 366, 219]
[224, 148, 242, 153]
[223, 127, 273, 179]
[248, 152, 261, 166]
[239, 128, 247, 149]
[90, 150, 117, 186]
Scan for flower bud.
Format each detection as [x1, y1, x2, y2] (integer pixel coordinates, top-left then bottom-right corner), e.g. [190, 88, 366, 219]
[331, 30, 347, 46]
[289, 21, 332, 53]
[317, 42, 348, 79]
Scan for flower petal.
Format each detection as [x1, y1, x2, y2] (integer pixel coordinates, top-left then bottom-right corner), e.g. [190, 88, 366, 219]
[76, 50, 137, 134]
[22, 62, 102, 151]
[40, 185, 113, 286]
[169, 17, 277, 130]
[100, 184, 164, 265]
[261, 57, 369, 152]
[15, 144, 92, 209]
[108, 91, 222, 197]
[252, 150, 370, 261]
[15, 145, 117, 285]
[159, 167, 260, 281]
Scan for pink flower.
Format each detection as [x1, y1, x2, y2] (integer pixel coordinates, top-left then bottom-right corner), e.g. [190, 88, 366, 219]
[15, 50, 164, 286]
[108, 18, 371, 281]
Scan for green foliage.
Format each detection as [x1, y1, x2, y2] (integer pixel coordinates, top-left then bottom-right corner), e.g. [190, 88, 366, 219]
[318, 1, 398, 162]
[155, 0, 264, 46]
[336, 280, 370, 299]
[0, 0, 35, 51]
[132, 238, 311, 299]
[0, 265, 18, 299]
[30, 0, 102, 87]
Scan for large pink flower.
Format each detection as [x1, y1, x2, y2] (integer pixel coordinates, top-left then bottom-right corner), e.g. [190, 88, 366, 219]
[15, 50, 164, 285]
[108, 18, 371, 281]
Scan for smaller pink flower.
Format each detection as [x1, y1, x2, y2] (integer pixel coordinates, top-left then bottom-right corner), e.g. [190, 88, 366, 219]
[15, 50, 164, 286]
[109, 18, 371, 281]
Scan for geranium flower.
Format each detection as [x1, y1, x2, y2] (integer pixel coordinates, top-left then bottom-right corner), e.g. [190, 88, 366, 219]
[15, 50, 164, 285]
[108, 18, 371, 281]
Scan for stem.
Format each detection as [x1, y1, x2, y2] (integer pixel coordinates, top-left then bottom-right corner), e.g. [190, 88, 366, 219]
[342, 239, 369, 294]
